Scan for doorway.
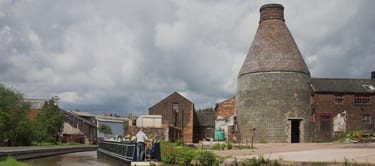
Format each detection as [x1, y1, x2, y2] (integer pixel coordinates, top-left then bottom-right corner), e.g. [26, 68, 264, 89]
[291, 120, 300, 143]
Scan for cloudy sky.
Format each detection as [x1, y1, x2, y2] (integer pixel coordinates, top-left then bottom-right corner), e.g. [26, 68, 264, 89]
[1, 0, 374, 116]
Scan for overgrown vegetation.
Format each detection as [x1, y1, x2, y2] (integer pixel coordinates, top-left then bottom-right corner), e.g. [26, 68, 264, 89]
[226, 141, 233, 149]
[0, 156, 32, 166]
[239, 155, 281, 166]
[211, 143, 226, 150]
[333, 131, 373, 143]
[0, 84, 65, 146]
[161, 141, 220, 165]
[175, 138, 185, 146]
[259, 139, 268, 144]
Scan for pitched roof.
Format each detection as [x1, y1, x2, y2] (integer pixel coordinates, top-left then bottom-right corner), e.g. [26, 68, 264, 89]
[149, 92, 194, 110]
[311, 78, 375, 93]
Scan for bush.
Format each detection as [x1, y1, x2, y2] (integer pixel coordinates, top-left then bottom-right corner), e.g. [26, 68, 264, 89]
[175, 139, 185, 146]
[161, 141, 220, 165]
[195, 150, 219, 166]
[226, 141, 233, 150]
[161, 141, 194, 164]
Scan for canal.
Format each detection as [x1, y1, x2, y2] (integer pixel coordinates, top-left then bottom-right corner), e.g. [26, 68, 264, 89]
[25, 151, 125, 166]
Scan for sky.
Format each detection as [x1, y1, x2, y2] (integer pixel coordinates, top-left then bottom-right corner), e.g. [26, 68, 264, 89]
[1, 0, 374, 116]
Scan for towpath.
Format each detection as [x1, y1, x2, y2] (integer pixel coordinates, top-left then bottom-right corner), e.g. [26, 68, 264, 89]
[212, 142, 375, 165]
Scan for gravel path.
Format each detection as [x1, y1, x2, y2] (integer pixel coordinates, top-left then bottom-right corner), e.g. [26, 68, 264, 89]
[211, 143, 375, 165]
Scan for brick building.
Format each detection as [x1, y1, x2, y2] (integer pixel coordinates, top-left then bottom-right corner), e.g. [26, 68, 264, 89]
[233, 3, 375, 143]
[235, 4, 312, 143]
[215, 97, 240, 142]
[149, 92, 195, 143]
[311, 73, 375, 141]
[24, 99, 47, 120]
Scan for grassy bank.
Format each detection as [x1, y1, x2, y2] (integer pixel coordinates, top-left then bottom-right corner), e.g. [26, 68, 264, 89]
[0, 156, 32, 166]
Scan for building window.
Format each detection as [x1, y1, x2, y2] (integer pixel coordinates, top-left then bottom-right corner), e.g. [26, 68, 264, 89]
[354, 95, 371, 105]
[362, 114, 371, 125]
[334, 95, 343, 104]
[172, 103, 179, 112]
[320, 115, 332, 131]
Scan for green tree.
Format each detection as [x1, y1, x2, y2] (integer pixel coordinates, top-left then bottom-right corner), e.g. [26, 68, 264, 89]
[32, 97, 64, 143]
[98, 124, 112, 137]
[0, 84, 32, 146]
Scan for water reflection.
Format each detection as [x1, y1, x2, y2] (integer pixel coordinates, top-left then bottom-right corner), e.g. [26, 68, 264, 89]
[26, 151, 125, 166]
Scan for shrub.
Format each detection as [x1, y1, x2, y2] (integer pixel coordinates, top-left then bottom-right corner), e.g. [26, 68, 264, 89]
[175, 138, 185, 146]
[226, 141, 233, 150]
[259, 139, 268, 144]
[160, 141, 196, 165]
[195, 150, 218, 166]
[161, 141, 220, 165]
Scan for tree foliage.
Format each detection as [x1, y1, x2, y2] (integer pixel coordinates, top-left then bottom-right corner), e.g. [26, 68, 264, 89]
[32, 98, 64, 144]
[98, 124, 112, 137]
[0, 84, 32, 146]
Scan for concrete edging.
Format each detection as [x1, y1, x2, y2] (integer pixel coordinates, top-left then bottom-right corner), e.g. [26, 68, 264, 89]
[0, 145, 97, 160]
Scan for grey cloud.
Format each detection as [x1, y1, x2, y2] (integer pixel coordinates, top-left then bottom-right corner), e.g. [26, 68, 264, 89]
[1, 0, 374, 116]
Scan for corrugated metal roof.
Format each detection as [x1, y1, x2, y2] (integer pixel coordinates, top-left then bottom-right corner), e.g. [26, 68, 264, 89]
[195, 112, 215, 126]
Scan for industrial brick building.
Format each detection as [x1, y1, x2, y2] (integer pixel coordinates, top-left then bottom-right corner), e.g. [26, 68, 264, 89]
[311, 76, 375, 141]
[214, 97, 240, 142]
[149, 92, 195, 143]
[234, 3, 375, 143]
[235, 4, 312, 143]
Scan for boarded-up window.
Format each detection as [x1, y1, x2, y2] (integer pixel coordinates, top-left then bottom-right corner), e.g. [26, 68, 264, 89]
[320, 116, 332, 131]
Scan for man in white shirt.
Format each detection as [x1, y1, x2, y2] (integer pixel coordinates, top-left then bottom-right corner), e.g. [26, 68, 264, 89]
[136, 128, 148, 161]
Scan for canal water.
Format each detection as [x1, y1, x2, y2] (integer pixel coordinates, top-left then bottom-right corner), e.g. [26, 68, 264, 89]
[25, 151, 125, 166]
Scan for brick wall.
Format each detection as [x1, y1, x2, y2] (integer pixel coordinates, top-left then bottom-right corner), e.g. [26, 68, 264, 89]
[215, 97, 235, 119]
[149, 92, 195, 143]
[312, 93, 375, 141]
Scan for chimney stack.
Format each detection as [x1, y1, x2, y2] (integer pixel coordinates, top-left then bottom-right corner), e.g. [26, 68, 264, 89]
[260, 4, 284, 23]
[236, 3, 311, 143]
[372, 71, 375, 80]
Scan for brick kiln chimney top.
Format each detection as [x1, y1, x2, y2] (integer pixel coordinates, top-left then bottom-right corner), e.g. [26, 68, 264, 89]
[238, 3, 310, 77]
[260, 4, 284, 23]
